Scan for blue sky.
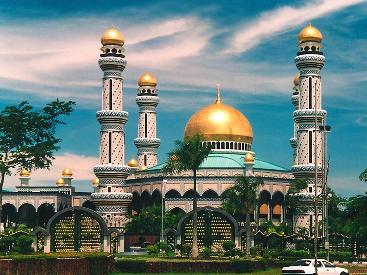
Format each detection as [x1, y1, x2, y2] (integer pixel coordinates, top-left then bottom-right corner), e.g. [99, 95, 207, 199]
[0, 0, 366, 196]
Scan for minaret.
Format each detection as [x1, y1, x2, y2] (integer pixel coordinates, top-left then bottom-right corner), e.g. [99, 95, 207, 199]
[290, 75, 300, 166]
[292, 24, 327, 232]
[134, 72, 160, 169]
[91, 27, 132, 229]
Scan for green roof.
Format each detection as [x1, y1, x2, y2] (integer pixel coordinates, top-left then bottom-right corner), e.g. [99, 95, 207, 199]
[145, 152, 289, 172]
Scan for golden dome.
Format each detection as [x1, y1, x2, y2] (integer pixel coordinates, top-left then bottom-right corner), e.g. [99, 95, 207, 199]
[184, 95, 253, 143]
[138, 72, 157, 87]
[56, 178, 65, 187]
[298, 24, 323, 44]
[92, 178, 99, 187]
[20, 168, 30, 177]
[244, 153, 254, 163]
[128, 159, 138, 167]
[293, 74, 300, 86]
[140, 165, 147, 171]
[101, 26, 125, 46]
[62, 168, 73, 177]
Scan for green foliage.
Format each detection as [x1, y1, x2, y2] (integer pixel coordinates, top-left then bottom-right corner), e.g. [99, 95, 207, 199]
[176, 243, 192, 257]
[359, 169, 367, 182]
[231, 258, 267, 273]
[13, 235, 33, 253]
[125, 205, 184, 234]
[0, 235, 14, 252]
[222, 240, 236, 257]
[146, 242, 173, 256]
[162, 135, 212, 175]
[115, 258, 147, 273]
[221, 175, 263, 219]
[0, 100, 75, 176]
[200, 247, 212, 258]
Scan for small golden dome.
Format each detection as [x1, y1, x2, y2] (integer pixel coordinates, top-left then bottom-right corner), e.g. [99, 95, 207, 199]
[140, 165, 147, 171]
[138, 72, 157, 87]
[62, 168, 73, 177]
[56, 178, 65, 186]
[298, 24, 323, 44]
[184, 96, 253, 143]
[128, 159, 138, 167]
[101, 26, 125, 46]
[92, 178, 100, 187]
[293, 74, 300, 86]
[20, 168, 30, 177]
[244, 153, 254, 163]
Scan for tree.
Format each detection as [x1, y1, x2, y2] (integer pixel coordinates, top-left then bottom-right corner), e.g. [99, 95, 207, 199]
[359, 169, 367, 182]
[125, 205, 185, 234]
[221, 175, 263, 256]
[0, 100, 75, 226]
[284, 179, 308, 229]
[163, 135, 212, 258]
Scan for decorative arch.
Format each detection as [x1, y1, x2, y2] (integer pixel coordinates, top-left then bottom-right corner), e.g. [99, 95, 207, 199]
[183, 189, 200, 199]
[18, 203, 36, 228]
[201, 189, 219, 199]
[141, 190, 153, 209]
[271, 191, 285, 222]
[258, 190, 271, 221]
[177, 207, 239, 250]
[1, 203, 17, 227]
[37, 203, 55, 228]
[165, 189, 181, 199]
[152, 189, 162, 205]
[46, 206, 108, 252]
[132, 191, 142, 214]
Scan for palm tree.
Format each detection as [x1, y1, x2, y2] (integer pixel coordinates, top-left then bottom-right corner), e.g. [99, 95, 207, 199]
[163, 135, 212, 258]
[359, 169, 367, 182]
[222, 175, 263, 256]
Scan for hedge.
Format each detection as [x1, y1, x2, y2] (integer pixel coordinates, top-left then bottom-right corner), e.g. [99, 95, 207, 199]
[115, 257, 269, 273]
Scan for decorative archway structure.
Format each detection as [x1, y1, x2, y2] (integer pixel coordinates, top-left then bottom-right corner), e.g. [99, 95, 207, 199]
[45, 206, 108, 253]
[177, 207, 240, 250]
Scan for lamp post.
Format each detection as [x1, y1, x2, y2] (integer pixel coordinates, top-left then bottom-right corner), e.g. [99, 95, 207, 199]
[319, 124, 331, 260]
[161, 179, 167, 242]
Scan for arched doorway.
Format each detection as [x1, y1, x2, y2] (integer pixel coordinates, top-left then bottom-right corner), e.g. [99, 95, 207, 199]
[258, 190, 271, 223]
[46, 206, 107, 252]
[271, 191, 285, 223]
[37, 203, 55, 228]
[202, 189, 219, 199]
[141, 191, 153, 209]
[152, 189, 162, 205]
[1, 203, 17, 228]
[18, 203, 36, 228]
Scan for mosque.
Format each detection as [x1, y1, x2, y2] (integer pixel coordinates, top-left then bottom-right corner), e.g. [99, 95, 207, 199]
[1, 24, 327, 238]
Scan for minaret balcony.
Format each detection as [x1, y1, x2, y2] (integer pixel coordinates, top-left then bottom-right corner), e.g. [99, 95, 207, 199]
[136, 96, 159, 107]
[98, 57, 126, 71]
[94, 164, 134, 178]
[134, 138, 161, 148]
[291, 164, 323, 174]
[293, 109, 326, 119]
[96, 110, 128, 124]
[295, 54, 325, 70]
[91, 192, 132, 203]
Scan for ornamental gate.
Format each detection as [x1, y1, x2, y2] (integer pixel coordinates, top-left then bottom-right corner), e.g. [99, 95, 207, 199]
[48, 207, 106, 252]
[178, 207, 238, 251]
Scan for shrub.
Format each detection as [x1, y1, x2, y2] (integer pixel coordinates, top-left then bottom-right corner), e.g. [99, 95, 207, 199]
[13, 235, 33, 253]
[231, 258, 267, 272]
[0, 236, 14, 252]
[176, 243, 192, 257]
[250, 245, 265, 256]
[115, 258, 147, 273]
[222, 240, 236, 257]
[146, 244, 160, 255]
[200, 247, 212, 258]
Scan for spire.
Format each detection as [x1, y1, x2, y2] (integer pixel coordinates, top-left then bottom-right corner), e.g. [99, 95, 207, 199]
[215, 83, 222, 103]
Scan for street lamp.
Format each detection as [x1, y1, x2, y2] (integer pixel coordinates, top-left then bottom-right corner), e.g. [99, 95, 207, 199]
[319, 124, 331, 261]
[161, 179, 167, 242]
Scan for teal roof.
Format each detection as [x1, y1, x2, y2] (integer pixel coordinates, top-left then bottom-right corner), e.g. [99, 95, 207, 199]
[145, 152, 288, 172]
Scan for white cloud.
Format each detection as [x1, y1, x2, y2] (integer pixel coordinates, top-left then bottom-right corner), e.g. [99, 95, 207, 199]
[4, 152, 98, 189]
[226, 0, 366, 54]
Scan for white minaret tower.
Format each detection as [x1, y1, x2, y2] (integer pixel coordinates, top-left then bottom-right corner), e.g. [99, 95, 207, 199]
[134, 72, 160, 169]
[292, 24, 327, 233]
[91, 27, 132, 229]
[290, 75, 300, 166]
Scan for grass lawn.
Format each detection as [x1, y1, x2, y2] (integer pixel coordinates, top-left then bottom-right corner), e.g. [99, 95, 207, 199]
[110, 268, 282, 275]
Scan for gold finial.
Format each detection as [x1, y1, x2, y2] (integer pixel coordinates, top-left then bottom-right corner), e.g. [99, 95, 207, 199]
[20, 168, 30, 177]
[215, 83, 222, 104]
